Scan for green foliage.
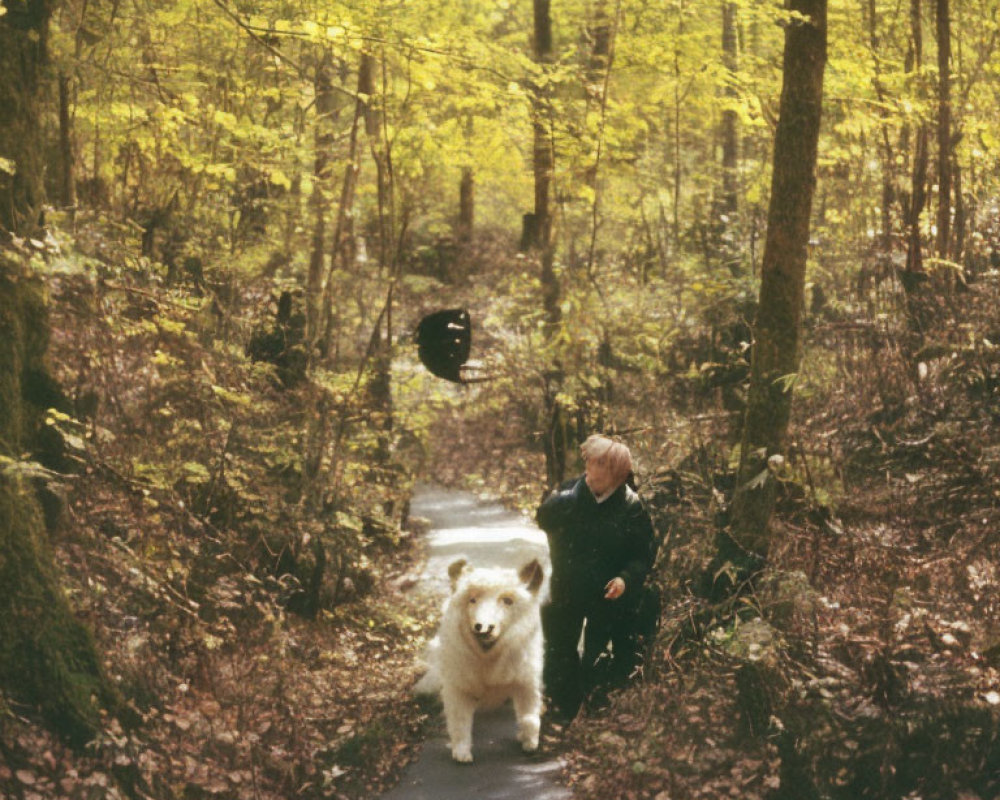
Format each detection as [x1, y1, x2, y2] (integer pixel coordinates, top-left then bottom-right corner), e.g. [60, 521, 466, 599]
[36, 0, 1000, 302]
[40, 0, 1000, 559]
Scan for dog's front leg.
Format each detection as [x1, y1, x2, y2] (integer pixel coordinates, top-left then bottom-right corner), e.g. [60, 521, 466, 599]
[512, 682, 541, 753]
[442, 686, 476, 762]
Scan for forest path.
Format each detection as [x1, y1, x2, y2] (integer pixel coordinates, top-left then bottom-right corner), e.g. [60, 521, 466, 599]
[380, 485, 574, 800]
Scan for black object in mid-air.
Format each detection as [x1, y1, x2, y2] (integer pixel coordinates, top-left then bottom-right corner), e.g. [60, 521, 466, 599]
[415, 308, 487, 384]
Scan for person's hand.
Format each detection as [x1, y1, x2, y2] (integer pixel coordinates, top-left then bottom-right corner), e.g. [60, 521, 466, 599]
[604, 577, 626, 600]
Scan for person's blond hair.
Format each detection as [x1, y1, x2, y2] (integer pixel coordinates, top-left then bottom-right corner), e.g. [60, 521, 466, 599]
[580, 434, 633, 487]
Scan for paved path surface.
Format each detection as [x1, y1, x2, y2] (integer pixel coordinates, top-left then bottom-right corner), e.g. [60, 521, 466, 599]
[380, 485, 574, 800]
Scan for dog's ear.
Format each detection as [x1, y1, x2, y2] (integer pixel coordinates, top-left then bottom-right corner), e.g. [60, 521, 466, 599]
[447, 558, 469, 591]
[519, 559, 544, 594]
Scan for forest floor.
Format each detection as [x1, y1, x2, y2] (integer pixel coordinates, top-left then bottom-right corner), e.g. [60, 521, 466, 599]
[555, 473, 1000, 800]
[1, 500, 439, 799]
[2, 248, 1000, 800]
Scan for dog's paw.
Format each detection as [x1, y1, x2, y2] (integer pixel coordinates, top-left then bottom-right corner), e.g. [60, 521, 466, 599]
[517, 716, 540, 752]
[451, 744, 474, 763]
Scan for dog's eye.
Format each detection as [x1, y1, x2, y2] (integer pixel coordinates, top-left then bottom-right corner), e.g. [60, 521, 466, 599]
[500, 596, 514, 606]
[468, 597, 477, 604]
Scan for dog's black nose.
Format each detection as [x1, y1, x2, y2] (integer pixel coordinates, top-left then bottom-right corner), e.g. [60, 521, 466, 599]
[474, 623, 495, 635]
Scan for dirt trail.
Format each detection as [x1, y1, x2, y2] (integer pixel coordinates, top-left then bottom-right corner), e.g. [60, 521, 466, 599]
[380, 485, 573, 800]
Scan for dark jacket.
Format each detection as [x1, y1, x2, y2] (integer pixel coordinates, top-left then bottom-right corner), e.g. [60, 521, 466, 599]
[536, 476, 656, 608]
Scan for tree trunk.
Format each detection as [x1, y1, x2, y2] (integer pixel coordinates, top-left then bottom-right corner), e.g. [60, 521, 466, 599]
[586, 0, 611, 87]
[0, 1, 51, 237]
[672, 47, 682, 255]
[869, 0, 896, 261]
[532, 0, 558, 329]
[361, 51, 394, 464]
[532, 0, 566, 488]
[306, 52, 337, 353]
[459, 166, 474, 240]
[727, 0, 827, 563]
[58, 71, 77, 212]
[905, 127, 929, 276]
[583, 0, 616, 278]
[319, 58, 365, 363]
[0, 255, 117, 746]
[902, 0, 931, 333]
[953, 158, 965, 262]
[935, 0, 952, 260]
[720, 1, 739, 220]
[720, 0, 740, 274]
[362, 52, 391, 277]
[0, 2, 116, 742]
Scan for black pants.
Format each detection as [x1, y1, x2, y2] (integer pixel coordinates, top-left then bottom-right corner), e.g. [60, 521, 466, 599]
[541, 596, 642, 718]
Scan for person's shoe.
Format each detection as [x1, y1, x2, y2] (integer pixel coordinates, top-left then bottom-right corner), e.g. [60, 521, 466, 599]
[584, 687, 612, 713]
[539, 712, 572, 749]
[545, 707, 575, 725]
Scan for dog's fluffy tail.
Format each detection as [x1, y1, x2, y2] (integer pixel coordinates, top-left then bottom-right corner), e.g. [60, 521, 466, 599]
[413, 637, 442, 696]
[414, 669, 442, 695]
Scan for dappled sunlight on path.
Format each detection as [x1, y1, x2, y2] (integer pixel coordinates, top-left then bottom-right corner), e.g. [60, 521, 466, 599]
[411, 484, 551, 594]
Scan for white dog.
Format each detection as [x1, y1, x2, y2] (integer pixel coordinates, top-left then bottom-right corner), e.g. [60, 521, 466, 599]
[416, 558, 545, 763]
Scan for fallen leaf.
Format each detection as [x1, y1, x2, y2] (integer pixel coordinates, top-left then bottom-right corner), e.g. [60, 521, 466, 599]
[16, 770, 36, 785]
